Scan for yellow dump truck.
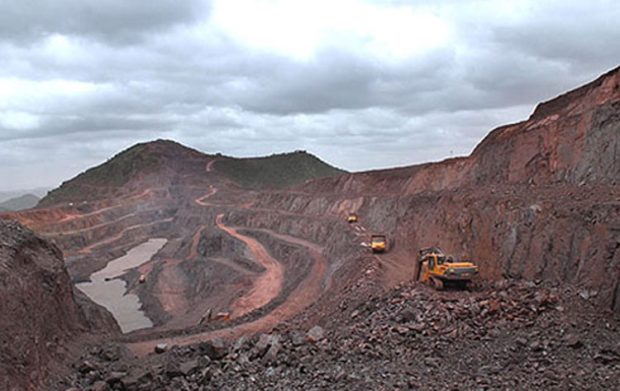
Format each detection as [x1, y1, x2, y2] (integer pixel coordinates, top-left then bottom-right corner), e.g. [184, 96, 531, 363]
[347, 213, 359, 223]
[416, 247, 478, 289]
[370, 234, 387, 253]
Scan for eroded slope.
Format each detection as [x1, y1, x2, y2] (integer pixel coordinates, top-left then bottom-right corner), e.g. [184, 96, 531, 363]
[0, 220, 118, 391]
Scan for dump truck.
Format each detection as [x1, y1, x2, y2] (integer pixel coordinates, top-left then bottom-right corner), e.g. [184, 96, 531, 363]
[347, 213, 359, 223]
[416, 247, 478, 290]
[370, 234, 387, 253]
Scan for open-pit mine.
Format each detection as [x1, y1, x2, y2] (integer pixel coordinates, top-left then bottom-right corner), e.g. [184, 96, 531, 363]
[0, 67, 619, 390]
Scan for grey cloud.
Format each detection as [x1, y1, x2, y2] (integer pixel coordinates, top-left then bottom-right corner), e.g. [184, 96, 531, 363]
[0, 0, 209, 45]
[233, 49, 456, 115]
[0, 0, 618, 190]
[491, 3, 620, 68]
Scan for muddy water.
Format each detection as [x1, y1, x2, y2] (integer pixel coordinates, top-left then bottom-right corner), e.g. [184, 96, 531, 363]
[77, 238, 167, 333]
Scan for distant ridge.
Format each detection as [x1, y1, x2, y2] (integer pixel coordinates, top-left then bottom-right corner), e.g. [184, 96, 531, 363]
[0, 193, 40, 211]
[38, 140, 345, 206]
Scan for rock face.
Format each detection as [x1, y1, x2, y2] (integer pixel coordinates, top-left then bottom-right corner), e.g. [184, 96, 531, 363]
[252, 66, 620, 311]
[0, 220, 117, 391]
[300, 66, 620, 195]
[471, 66, 619, 186]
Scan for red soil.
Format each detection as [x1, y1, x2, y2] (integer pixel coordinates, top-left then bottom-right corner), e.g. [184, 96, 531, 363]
[215, 214, 284, 318]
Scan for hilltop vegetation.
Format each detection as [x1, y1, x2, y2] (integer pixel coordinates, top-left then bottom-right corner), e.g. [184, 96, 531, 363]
[216, 151, 346, 189]
[39, 142, 163, 207]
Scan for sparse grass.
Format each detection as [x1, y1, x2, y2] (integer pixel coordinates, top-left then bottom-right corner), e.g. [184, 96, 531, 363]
[216, 151, 345, 189]
[40, 144, 161, 206]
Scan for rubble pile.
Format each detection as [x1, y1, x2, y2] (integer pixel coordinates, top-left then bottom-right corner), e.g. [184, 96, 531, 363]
[65, 280, 619, 390]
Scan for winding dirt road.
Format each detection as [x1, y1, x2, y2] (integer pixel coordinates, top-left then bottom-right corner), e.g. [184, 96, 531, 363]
[195, 185, 217, 207]
[215, 214, 283, 318]
[94, 167, 332, 356]
[349, 221, 412, 286]
[206, 159, 217, 173]
[126, 225, 328, 357]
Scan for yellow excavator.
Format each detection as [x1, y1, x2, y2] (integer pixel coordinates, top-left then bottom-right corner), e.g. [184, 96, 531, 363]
[416, 247, 478, 290]
[370, 234, 387, 253]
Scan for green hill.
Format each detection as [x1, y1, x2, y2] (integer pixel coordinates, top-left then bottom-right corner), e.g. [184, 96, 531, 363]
[39, 140, 189, 206]
[215, 151, 346, 189]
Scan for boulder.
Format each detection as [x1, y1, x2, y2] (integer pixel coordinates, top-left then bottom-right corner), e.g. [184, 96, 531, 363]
[199, 338, 228, 360]
[154, 343, 168, 354]
[307, 326, 325, 343]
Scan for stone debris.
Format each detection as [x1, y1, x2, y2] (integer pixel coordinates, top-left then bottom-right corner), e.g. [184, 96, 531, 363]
[154, 343, 168, 354]
[306, 325, 325, 343]
[65, 280, 619, 390]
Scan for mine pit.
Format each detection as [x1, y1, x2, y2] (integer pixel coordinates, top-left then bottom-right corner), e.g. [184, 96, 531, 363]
[76, 238, 167, 333]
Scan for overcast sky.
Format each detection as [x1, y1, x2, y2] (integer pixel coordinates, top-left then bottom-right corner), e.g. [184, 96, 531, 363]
[0, 0, 618, 191]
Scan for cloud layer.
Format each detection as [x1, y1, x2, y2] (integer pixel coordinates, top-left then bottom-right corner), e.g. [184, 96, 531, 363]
[0, 0, 618, 190]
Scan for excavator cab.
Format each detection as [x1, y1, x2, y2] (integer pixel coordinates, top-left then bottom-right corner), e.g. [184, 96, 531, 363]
[417, 247, 478, 290]
[370, 235, 387, 253]
[347, 213, 359, 223]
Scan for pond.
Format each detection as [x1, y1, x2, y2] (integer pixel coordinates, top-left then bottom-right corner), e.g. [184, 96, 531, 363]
[76, 238, 167, 333]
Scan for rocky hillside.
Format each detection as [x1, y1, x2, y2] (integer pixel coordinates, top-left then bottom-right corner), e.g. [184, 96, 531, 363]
[39, 141, 345, 207]
[39, 140, 208, 207]
[0, 220, 118, 391]
[470, 65, 619, 187]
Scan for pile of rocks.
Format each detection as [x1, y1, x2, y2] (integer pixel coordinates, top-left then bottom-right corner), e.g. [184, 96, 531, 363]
[65, 280, 619, 390]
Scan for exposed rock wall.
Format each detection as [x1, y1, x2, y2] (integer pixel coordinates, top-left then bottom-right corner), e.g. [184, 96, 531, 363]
[252, 68, 620, 311]
[302, 67, 619, 196]
[0, 220, 118, 390]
